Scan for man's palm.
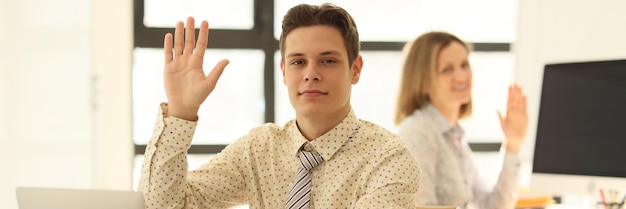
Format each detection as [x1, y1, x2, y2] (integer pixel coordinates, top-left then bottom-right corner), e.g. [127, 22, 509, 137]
[162, 17, 229, 120]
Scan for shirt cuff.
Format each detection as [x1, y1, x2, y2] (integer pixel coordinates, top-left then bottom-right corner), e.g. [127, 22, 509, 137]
[152, 102, 198, 151]
[502, 152, 522, 171]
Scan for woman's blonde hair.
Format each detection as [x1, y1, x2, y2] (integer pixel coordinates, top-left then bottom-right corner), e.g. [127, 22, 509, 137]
[394, 32, 473, 125]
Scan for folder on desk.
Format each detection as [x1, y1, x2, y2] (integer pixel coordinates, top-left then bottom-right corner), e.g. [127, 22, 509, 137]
[515, 195, 555, 209]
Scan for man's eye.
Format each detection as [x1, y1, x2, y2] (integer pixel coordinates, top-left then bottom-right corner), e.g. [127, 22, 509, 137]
[321, 59, 336, 64]
[291, 60, 304, 65]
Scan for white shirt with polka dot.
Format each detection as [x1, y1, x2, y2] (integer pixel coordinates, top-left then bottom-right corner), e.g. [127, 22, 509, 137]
[139, 103, 421, 209]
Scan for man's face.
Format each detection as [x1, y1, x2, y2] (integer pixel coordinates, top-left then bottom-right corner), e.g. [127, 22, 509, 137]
[280, 25, 362, 121]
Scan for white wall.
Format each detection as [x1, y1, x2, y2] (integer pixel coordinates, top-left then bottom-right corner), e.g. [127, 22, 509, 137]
[1, 1, 92, 208]
[516, 0, 626, 194]
[0, 0, 10, 205]
[0, 0, 132, 209]
[91, 0, 133, 190]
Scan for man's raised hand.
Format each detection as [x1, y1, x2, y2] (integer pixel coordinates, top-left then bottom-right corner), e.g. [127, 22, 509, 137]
[162, 17, 229, 121]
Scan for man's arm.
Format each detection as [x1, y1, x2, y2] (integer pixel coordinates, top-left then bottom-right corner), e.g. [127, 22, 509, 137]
[137, 16, 234, 209]
[138, 103, 197, 208]
[138, 103, 249, 209]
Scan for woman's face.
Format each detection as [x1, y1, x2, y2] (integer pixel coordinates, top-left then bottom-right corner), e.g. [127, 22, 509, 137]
[428, 41, 472, 109]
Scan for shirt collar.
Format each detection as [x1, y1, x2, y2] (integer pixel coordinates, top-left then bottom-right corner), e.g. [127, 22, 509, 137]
[420, 103, 465, 140]
[287, 108, 360, 161]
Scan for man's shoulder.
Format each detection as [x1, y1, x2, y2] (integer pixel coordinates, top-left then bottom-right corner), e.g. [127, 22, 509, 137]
[241, 122, 293, 143]
[358, 119, 396, 133]
[357, 119, 404, 145]
[226, 122, 291, 151]
[248, 122, 286, 133]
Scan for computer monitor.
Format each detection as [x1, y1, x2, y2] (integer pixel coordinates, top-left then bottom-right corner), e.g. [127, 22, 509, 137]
[530, 59, 626, 196]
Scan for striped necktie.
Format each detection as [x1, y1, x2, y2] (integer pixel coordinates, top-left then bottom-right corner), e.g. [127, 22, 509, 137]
[285, 148, 324, 209]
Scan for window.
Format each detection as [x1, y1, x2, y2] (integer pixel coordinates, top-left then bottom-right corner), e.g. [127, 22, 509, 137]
[143, 0, 253, 29]
[132, 48, 265, 145]
[133, 0, 517, 192]
[275, 0, 517, 42]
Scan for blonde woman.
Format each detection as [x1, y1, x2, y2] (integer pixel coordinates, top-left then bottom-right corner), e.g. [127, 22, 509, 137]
[395, 31, 528, 209]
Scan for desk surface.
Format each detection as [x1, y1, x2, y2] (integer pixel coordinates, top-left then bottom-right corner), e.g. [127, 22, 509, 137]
[546, 205, 589, 209]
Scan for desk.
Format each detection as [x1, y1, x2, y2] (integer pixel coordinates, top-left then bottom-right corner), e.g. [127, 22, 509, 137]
[517, 194, 609, 209]
[517, 205, 594, 209]
[546, 205, 593, 209]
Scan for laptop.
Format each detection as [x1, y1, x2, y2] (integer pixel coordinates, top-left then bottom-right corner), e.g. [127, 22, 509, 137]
[16, 187, 145, 209]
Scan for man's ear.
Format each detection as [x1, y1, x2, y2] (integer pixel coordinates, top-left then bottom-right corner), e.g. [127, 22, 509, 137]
[280, 59, 286, 85]
[351, 55, 363, 84]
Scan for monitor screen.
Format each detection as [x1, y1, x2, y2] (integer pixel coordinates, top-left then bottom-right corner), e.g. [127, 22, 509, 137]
[533, 59, 626, 178]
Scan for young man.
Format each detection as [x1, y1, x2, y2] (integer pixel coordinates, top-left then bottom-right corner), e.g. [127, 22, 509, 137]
[139, 3, 420, 209]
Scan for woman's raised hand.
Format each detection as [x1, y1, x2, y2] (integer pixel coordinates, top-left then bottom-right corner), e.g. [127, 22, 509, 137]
[498, 84, 528, 153]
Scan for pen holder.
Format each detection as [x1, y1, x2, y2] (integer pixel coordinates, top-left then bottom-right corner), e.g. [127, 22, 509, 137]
[596, 202, 624, 209]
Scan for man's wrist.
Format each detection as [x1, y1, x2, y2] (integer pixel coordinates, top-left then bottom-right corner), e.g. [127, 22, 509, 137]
[165, 103, 199, 121]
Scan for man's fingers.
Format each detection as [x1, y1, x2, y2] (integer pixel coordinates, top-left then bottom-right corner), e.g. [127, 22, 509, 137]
[184, 17, 196, 55]
[195, 21, 209, 58]
[205, 59, 230, 90]
[164, 33, 173, 63]
[173, 21, 184, 56]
